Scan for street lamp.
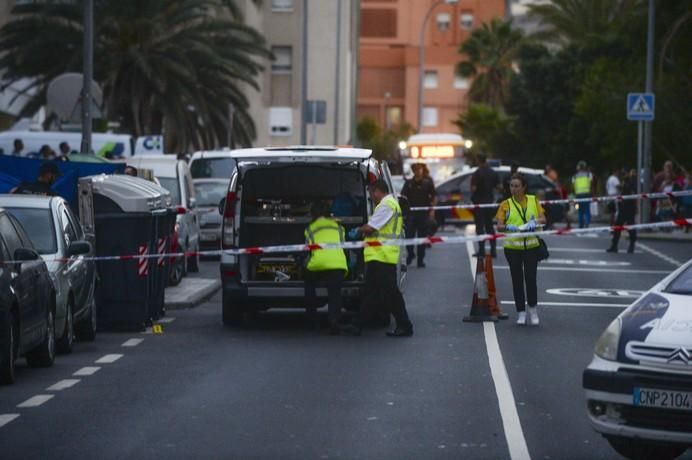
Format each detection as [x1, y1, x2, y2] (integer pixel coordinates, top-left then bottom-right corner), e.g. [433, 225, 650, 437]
[417, 0, 459, 132]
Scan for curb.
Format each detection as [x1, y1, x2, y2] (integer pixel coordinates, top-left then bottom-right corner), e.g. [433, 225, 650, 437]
[165, 278, 221, 310]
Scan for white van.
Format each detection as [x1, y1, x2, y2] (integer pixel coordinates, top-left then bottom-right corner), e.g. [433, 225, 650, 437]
[0, 130, 134, 158]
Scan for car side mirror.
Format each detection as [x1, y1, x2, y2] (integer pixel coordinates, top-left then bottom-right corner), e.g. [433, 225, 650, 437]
[218, 198, 226, 215]
[67, 240, 92, 257]
[14, 247, 40, 262]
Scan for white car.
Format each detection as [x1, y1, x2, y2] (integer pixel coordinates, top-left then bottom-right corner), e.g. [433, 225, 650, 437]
[583, 258, 692, 460]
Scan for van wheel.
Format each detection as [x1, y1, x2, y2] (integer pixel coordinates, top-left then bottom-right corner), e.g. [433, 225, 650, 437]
[0, 309, 17, 385]
[26, 309, 56, 368]
[222, 300, 244, 327]
[605, 436, 688, 460]
[56, 300, 74, 354]
[75, 297, 97, 341]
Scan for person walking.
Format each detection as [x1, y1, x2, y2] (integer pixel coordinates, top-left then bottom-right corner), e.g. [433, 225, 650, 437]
[303, 201, 348, 335]
[471, 153, 499, 257]
[343, 180, 413, 337]
[10, 161, 61, 196]
[606, 168, 621, 226]
[496, 174, 546, 326]
[572, 161, 593, 228]
[607, 169, 637, 253]
[400, 163, 436, 267]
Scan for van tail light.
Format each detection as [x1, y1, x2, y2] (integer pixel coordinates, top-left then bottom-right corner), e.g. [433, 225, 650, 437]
[176, 206, 187, 215]
[367, 172, 377, 184]
[222, 191, 237, 248]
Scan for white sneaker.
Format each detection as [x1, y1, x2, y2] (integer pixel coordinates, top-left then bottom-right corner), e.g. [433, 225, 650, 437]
[528, 307, 540, 326]
[516, 311, 527, 325]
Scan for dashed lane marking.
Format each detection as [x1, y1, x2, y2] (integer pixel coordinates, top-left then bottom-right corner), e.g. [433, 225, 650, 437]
[0, 414, 20, 428]
[501, 301, 628, 309]
[494, 266, 668, 274]
[73, 366, 101, 376]
[95, 354, 123, 364]
[122, 338, 144, 347]
[158, 317, 176, 324]
[635, 241, 683, 267]
[46, 379, 80, 391]
[17, 395, 54, 408]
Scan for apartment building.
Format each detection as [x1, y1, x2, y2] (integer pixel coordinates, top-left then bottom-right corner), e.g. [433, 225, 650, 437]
[358, 0, 506, 134]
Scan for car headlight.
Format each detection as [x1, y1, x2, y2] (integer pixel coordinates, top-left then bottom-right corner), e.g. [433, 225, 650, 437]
[594, 317, 622, 361]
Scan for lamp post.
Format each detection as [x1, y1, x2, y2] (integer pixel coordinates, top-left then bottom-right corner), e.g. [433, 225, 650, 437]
[417, 0, 458, 132]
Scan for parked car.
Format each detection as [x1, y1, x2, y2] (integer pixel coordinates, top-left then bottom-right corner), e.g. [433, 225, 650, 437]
[128, 155, 200, 284]
[583, 259, 692, 460]
[0, 208, 56, 384]
[0, 195, 97, 354]
[218, 146, 400, 327]
[189, 150, 234, 179]
[193, 179, 228, 253]
[433, 166, 562, 226]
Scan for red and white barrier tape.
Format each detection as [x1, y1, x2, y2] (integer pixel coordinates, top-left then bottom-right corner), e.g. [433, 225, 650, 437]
[5, 218, 690, 264]
[410, 189, 692, 212]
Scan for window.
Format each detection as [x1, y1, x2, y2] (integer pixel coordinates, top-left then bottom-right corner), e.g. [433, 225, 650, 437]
[271, 0, 293, 11]
[269, 107, 292, 136]
[271, 46, 292, 74]
[422, 107, 438, 127]
[361, 9, 397, 38]
[190, 158, 235, 179]
[423, 71, 438, 89]
[436, 13, 451, 32]
[460, 12, 474, 29]
[454, 76, 470, 89]
[385, 107, 402, 127]
[4, 207, 57, 254]
[0, 215, 22, 256]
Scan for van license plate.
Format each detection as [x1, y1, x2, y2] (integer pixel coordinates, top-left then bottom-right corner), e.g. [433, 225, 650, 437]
[634, 387, 692, 411]
[257, 264, 297, 275]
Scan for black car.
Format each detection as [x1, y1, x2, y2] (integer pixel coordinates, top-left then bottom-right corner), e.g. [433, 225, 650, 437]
[0, 208, 56, 385]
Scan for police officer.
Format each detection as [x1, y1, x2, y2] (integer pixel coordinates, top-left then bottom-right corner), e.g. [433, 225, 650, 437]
[572, 161, 593, 228]
[304, 201, 348, 335]
[11, 161, 60, 196]
[496, 174, 546, 326]
[400, 163, 436, 267]
[344, 180, 413, 337]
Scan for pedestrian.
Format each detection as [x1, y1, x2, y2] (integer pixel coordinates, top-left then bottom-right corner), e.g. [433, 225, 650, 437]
[303, 200, 348, 335]
[10, 161, 61, 196]
[124, 165, 138, 177]
[11, 138, 24, 156]
[495, 174, 546, 326]
[572, 161, 593, 228]
[58, 141, 72, 157]
[470, 153, 499, 257]
[343, 180, 413, 337]
[400, 163, 436, 267]
[39, 144, 56, 160]
[655, 166, 681, 223]
[607, 169, 637, 253]
[606, 167, 621, 225]
[502, 161, 519, 200]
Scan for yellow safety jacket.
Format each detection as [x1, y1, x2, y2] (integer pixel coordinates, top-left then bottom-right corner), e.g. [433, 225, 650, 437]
[503, 195, 540, 250]
[304, 217, 348, 272]
[573, 173, 592, 195]
[364, 195, 403, 265]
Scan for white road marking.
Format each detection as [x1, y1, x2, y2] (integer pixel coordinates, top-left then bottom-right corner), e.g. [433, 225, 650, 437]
[73, 366, 101, 376]
[465, 226, 531, 460]
[501, 247, 641, 254]
[494, 266, 668, 274]
[17, 395, 54, 408]
[95, 354, 123, 364]
[122, 338, 144, 347]
[0, 414, 20, 428]
[546, 288, 643, 299]
[635, 241, 682, 267]
[46, 379, 80, 391]
[501, 301, 628, 309]
[544, 258, 631, 267]
[158, 317, 176, 324]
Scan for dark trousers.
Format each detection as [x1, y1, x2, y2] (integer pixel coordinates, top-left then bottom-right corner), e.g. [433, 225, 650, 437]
[406, 213, 428, 263]
[355, 261, 412, 330]
[304, 269, 345, 327]
[610, 210, 637, 249]
[504, 248, 539, 312]
[473, 208, 496, 255]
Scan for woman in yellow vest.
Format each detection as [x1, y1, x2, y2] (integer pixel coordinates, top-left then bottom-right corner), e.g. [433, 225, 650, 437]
[496, 174, 546, 326]
[304, 201, 348, 335]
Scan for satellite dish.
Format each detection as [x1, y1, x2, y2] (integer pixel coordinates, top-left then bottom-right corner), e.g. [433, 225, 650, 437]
[46, 73, 103, 122]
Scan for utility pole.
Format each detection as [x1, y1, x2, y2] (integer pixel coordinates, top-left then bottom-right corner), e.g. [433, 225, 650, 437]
[80, 0, 93, 154]
[642, 0, 655, 222]
[300, 0, 309, 145]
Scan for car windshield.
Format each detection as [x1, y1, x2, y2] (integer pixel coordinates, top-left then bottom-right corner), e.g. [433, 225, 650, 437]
[191, 158, 234, 179]
[5, 207, 57, 254]
[158, 177, 181, 205]
[665, 265, 692, 295]
[194, 182, 228, 207]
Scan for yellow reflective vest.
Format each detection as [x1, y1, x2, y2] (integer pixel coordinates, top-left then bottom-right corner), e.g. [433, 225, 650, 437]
[304, 217, 348, 272]
[364, 195, 403, 265]
[503, 195, 540, 250]
[573, 172, 592, 195]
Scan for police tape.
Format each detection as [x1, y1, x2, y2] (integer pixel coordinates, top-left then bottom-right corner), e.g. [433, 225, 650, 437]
[410, 189, 692, 212]
[7, 218, 691, 264]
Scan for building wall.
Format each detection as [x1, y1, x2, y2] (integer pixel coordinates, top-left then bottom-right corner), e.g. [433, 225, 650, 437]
[358, 0, 505, 135]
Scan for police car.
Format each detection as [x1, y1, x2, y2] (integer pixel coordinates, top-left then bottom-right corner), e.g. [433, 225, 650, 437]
[583, 258, 692, 460]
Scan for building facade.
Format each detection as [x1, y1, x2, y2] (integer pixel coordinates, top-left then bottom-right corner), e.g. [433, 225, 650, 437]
[358, 0, 506, 134]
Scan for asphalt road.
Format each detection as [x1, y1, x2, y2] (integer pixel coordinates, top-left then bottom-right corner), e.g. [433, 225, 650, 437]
[1, 232, 691, 460]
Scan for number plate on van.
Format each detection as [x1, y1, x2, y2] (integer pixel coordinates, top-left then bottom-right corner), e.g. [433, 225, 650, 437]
[634, 387, 692, 411]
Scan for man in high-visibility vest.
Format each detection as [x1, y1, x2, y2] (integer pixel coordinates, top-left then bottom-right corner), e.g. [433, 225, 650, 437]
[342, 180, 413, 337]
[304, 201, 348, 335]
[572, 161, 593, 228]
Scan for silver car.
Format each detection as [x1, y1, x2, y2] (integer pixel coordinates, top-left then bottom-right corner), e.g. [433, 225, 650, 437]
[0, 195, 97, 354]
[193, 178, 228, 252]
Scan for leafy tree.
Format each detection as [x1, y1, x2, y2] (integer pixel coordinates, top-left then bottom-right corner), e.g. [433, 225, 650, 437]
[356, 116, 414, 171]
[0, 0, 271, 151]
[452, 103, 515, 158]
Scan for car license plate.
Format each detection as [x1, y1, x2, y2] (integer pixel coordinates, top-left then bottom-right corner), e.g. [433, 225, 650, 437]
[634, 387, 692, 411]
[257, 264, 296, 275]
[200, 233, 218, 242]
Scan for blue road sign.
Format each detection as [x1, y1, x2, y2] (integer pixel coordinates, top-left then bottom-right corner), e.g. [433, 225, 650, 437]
[627, 93, 655, 121]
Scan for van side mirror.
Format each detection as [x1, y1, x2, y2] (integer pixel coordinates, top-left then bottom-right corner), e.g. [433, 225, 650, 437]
[68, 240, 92, 257]
[14, 247, 40, 262]
[218, 198, 226, 215]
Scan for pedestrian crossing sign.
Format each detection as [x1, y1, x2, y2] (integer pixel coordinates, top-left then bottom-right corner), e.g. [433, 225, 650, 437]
[627, 93, 655, 121]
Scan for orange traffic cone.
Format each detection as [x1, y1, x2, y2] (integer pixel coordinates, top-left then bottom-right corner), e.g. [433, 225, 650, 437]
[463, 256, 499, 323]
[485, 254, 508, 320]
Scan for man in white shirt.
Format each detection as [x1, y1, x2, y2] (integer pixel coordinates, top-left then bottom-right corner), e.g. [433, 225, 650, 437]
[606, 168, 621, 225]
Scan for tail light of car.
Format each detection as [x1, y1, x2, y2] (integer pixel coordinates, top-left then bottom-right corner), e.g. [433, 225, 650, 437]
[222, 191, 237, 248]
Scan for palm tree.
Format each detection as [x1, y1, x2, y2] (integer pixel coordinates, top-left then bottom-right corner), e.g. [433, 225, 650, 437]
[0, 0, 271, 151]
[456, 17, 524, 108]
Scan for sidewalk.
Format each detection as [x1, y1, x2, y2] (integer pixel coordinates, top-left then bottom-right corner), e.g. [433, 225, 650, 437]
[165, 261, 220, 310]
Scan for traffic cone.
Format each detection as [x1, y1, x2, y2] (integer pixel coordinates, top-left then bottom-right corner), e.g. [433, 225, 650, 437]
[463, 256, 498, 323]
[485, 254, 508, 320]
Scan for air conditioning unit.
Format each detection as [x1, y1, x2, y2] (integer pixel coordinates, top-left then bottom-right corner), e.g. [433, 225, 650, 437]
[269, 107, 292, 136]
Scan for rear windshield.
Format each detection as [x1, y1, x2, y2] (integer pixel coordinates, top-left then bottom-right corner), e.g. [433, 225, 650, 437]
[158, 177, 181, 205]
[665, 265, 692, 296]
[5, 207, 57, 254]
[191, 158, 234, 179]
[194, 182, 228, 207]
